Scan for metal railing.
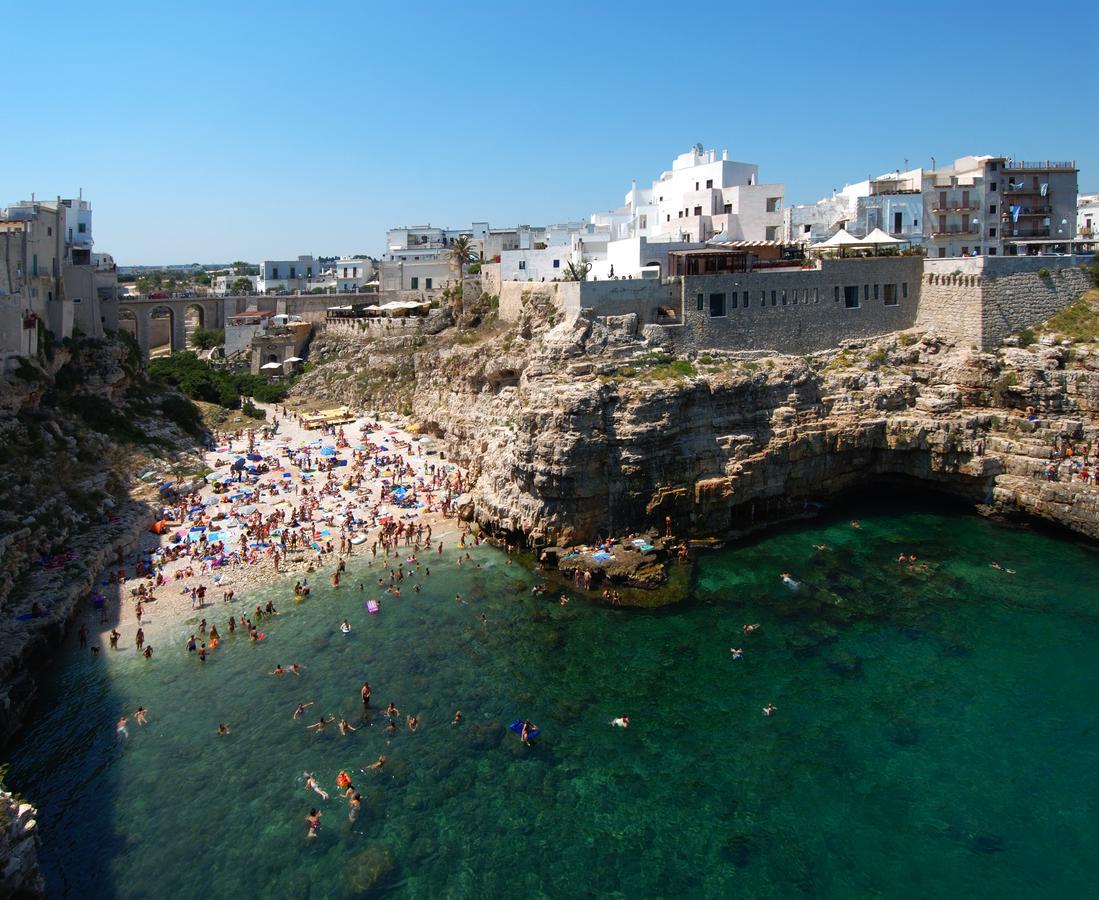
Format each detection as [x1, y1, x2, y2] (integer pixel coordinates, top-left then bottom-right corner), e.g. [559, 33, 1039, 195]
[1004, 159, 1075, 171]
[931, 200, 979, 212]
[931, 225, 979, 236]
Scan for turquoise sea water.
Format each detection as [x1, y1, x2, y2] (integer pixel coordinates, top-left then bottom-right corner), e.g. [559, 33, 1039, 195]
[8, 502, 1099, 899]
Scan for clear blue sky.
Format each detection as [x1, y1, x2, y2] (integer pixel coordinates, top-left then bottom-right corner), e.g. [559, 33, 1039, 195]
[4, 0, 1095, 265]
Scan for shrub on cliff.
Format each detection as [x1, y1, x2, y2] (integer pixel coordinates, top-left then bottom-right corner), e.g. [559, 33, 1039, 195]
[149, 352, 290, 409]
[190, 327, 225, 350]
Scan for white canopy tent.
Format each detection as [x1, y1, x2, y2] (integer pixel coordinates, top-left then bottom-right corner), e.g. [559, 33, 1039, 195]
[260, 362, 282, 370]
[861, 228, 905, 246]
[811, 229, 862, 249]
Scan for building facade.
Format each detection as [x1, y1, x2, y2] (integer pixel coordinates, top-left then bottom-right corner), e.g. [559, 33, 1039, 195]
[258, 255, 321, 293]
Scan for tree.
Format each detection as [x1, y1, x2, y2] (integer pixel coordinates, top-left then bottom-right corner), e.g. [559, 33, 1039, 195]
[230, 277, 253, 295]
[135, 276, 154, 294]
[194, 272, 212, 286]
[190, 327, 225, 350]
[562, 258, 592, 282]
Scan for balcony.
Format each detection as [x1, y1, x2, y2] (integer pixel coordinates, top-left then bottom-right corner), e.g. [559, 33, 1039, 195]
[931, 225, 979, 236]
[1003, 227, 1052, 239]
[1006, 205, 1052, 216]
[931, 200, 979, 212]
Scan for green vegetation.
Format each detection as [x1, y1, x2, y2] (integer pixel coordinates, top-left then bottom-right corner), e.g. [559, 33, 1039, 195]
[158, 394, 206, 436]
[990, 372, 1018, 405]
[562, 258, 593, 282]
[1044, 290, 1099, 342]
[898, 333, 917, 347]
[1037, 267, 1052, 279]
[149, 352, 291, 408]
[1090, 252, 1099, 288]
[613, 352, 696, 381]
[241, 401, 266, 419]
[189, 327, 225, 350]
[867, 348, 888, 366]
[230, 277, 254, 295]
[1016, 327, 1037, 347]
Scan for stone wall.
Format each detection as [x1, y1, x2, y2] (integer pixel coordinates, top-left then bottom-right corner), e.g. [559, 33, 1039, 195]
[481, 263, 502, 297]
[0, 787, 44, 898]
[325, 309, 449, 338]
[667, 256, 923, 354]
[918, 258, 1093, 348]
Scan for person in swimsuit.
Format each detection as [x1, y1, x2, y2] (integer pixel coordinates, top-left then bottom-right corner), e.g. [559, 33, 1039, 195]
[520, 720, 536, 746]
[306, 808, 322, 839]
[143, 645, 153, 659]
[406, 714, 419, 732]
[307, 716, 332, 731]
[364, 755, 386, 770]
[762, 703, 777, 717]
[360, 682, 371, 709]
[338, 718, 357, 735]
[293, 702, 314, 720]
[290, 663, 302, 675]
[271, 664, 286, 676]
[116, 716, 129, 739]
[452, 710, 462, 725]
[348, 792, 362, 822]
[134, 707, 148, 726]
[386, 702, 399, 718]
[304, 773, 329, 800]
[730, 648, 744, 659]
[217, 723, 230, 735]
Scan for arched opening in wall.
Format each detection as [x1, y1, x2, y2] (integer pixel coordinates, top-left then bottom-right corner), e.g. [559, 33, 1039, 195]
[148, 306, 176, 357]
[654, 305, 678, 324]
[118, 308, 138, 341]
[643, 261, 662, 276]
[184, 304, 205, 347]
[268, 354, 279, 364]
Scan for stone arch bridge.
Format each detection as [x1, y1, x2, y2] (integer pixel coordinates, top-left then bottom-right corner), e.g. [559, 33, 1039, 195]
[117, 294, 366, 358]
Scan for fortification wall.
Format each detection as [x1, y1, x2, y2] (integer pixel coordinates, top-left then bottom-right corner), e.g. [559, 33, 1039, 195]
[981, 267, 1092, 346]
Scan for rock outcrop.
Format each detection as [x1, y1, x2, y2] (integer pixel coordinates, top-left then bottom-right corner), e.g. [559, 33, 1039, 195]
[0, 785, 44, 899]
[294, 289, 1099, 547]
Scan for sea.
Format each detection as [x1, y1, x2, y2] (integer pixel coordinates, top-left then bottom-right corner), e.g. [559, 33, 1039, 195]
[7, 497, 1099, 898]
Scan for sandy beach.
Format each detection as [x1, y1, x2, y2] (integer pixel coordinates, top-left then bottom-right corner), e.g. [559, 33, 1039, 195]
[91, 403, 469, 650]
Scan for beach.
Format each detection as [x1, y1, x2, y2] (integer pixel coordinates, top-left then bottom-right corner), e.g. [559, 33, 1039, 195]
[91, 403, 469, 651]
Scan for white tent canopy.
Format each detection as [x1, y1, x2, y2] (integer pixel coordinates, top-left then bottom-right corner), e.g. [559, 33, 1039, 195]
[260, 362, 282, 370]
[285, 356, 304, 363]
[812, 229, 862, 248]
[861, 228, 905, 245]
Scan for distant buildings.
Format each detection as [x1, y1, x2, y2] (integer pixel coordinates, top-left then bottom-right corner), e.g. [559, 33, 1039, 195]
[258, 255, 322, 293]
[0, 193, 118, 364]
[335, 257, 375, 293]
[1079, 193, 1099, 239]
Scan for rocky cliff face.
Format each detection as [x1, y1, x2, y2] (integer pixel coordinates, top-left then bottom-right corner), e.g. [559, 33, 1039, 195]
[0, 335, 203, 745]
[294, 289, 1099, 546]
[0, 785, 44, 898]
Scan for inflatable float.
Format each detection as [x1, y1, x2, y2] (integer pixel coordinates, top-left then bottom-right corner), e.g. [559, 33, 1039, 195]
[509, 719, 540, 740]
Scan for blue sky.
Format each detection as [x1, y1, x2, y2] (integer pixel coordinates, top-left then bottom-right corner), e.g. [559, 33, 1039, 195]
[4, 0, 1095, 265]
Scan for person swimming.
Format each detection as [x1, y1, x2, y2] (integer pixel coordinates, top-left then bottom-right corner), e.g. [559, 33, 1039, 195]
[452, 710, 462, 725]
[217, 723, 230, 735]
[348, 791, 362, 822]
[306, 808, 322, 839]
[762, 703, 777, 717]
[742, 623, 760, 634]
[406, 714, 419, 732]
[271, 664, 286, 676]
[293, 701, 314, 720]
[781, 573, 800, 590]
[134, 706, 148, 725]
[307, 716, 332, 731]
[340, 619, 351, 634]
[116, 716, 129, 739]
[304, 773, 329, 800]
[610, 716, 630, 728]
[364, 755, 386, 771]
[730, 648, 744, 659]
[520, 720, 537, 746]
[338, 718, 357, 735]
[386, 702, 400, 718]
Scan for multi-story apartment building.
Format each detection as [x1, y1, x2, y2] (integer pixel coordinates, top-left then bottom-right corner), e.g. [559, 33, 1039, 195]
[1078, 193, 1099, 240]
[923, 156, 1078, 258]
[334, 257, 376, 293]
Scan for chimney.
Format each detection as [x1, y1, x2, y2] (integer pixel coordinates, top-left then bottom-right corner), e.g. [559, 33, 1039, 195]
[722, 149, 728, 161]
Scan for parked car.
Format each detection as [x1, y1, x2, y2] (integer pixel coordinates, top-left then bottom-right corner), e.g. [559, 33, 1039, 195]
[147, 291, 169, 299]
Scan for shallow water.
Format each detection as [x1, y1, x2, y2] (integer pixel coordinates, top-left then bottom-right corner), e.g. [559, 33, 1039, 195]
[8, 503, 1099, 898]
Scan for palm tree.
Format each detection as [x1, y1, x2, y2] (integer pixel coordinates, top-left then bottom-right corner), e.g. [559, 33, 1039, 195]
[447, 235, 478, 286]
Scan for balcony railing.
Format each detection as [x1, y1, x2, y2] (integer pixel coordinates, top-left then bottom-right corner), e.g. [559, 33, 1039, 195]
[1004, 159, 1075, 171]
[931, 225, 979, 236]
[931, 201, 979, 212]
[1004, 228, 1052, 239]
[1006, 205, 1052, 216]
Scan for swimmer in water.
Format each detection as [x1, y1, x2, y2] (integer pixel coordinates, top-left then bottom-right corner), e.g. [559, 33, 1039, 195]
[386, 702, 400, 719]
[762, 703, 777, 717]
[306, 808, 322, 839]
[116, 716, 129, 739]
[813, 544, 830, 552]
[452, 710, 462, 725]
[610, 716, 630, 728]
[307, 716, 332, 731]
[743, 623, 760, 634]
[385, 720, 398, 736]
[348, 792, 362, 822]
[851, 520, 861, 529]
[730, 648, 744, 659]
[271, 664, 286, 676]
[406, 714, 419, 732]
[364, 755, 387, 770]
[338, 718, 357, 735]
[780, 573, 800, 590]
[340, 619, 351, 634]
[217, 723, 230, 735]
[290, 663, 302, 675]
[520, 720, 537, 746]
[293, 701, 314, 720]
[134, 706, 148, 726]
[304, 773, 329, 800]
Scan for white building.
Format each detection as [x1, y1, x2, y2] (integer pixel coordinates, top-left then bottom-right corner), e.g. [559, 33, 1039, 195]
[378, 225, 456, 294]
[1078, 193, 1099, 239]
[335, 257, 376, 293]
[213, 273, 260, 295]
[258, 255, 321, 293]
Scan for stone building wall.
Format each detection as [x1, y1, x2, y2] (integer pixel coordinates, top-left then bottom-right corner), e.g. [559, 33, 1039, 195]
[325, 309, 449, 339]
[915, 273, 985, 346]
[981, 267, 1091, 346]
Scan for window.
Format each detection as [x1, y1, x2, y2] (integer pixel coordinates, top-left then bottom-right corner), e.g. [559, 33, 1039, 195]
[678, 211, 682, 219]
[989, 247, 997, 255]
[32, 254, 37, 276]
[693, 206, 702, 217]
[913, 218, 918, 228]
[902, 282, 909, 298]
[425, 278, 433, 290]
[803, 224, 811, 234]
[844, 286, 860, 308]
[873, 284, 880, 301]
[638, 215, 647, 229]
[706, 179, 713, 189]
[724, 204, 732, 214]
[742, 292, 750, 308]
[78, 223, 86, 233]
[307, 268, 313, 277]
[709, 293, 726, 317]
[938, 248, 946, 258]
[410, 276, 419, 289]
[781, 290, 787, 305]
[833, 286, 840, 302]
[990, 182, 997, 192]
[765, 226, 779, 241]
[696, 293, 704, 311]
[48, 226, 52, 236]
[48, 290, 53, 302]
[863, 285, 870, 303]
[271, 266, 278, 278]
[766, 197, 781, 212]
[290, 267, 296, 278]
[553, 259, 560, 268]
[71, 296, 82, 304]
[761, 291, 766, 306]
[792, 289, 799, 303]
[770, 291, 777, 306]
[989, 204, 997, 214]
[666, 214, 670, 222]
[695, 182, 699, 191]
[518, 260, 526, 270]
[883, 284, 898, 306]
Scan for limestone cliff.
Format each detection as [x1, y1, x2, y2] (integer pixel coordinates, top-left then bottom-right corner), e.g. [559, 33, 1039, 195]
[293, 289, 1099, 546]
[0, 335, 203, 745]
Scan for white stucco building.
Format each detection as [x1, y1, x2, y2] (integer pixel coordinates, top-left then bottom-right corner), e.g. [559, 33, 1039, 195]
[1078, 193, 1099, 239]
[335, 257, 375, 293]
[258, 255, 321, 293]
